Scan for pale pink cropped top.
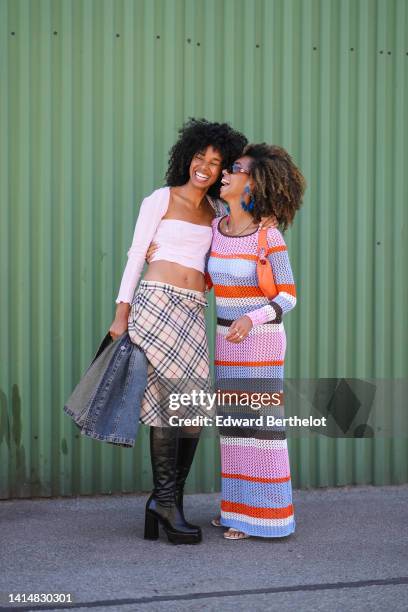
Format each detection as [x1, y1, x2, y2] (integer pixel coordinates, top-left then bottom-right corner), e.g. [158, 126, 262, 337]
[115, 186, 217, 304]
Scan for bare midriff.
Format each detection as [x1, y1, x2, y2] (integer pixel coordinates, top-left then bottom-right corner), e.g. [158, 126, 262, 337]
[143, 260, 206, 292]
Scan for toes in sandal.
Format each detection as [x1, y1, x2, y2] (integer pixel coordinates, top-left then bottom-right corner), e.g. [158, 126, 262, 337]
[223, 528, 250, 540]
[211, 517, 222, 527]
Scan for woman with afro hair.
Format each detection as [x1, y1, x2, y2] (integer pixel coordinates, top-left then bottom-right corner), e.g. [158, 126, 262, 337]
[206, 143, 306, 540]
[109, 119, 277, 545]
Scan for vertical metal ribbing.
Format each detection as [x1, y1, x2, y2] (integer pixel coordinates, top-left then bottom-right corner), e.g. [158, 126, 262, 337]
[0, 0, 407, 498]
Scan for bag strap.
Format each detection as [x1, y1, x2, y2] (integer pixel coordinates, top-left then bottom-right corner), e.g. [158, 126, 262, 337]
[257, 228, 269, 260]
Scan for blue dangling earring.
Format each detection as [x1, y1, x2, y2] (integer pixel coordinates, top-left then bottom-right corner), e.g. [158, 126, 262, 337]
[241, 185, 255, 211]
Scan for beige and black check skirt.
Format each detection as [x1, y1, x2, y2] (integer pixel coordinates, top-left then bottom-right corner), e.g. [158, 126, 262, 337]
[128, 280, 212, 426]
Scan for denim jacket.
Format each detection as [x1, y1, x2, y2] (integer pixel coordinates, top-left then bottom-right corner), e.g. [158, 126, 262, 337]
[64, 332, 148, 447]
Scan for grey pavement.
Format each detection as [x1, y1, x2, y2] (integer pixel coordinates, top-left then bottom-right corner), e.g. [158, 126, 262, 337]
[1, 485, 408, 612]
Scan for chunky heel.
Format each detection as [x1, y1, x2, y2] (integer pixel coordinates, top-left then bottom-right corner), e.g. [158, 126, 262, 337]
[144, 511, 159, 540]
[165, 528, 202, 545]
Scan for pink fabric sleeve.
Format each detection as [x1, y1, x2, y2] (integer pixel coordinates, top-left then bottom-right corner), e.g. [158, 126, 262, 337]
[245, 306, 277, 326]
[115, 188, 169, 304]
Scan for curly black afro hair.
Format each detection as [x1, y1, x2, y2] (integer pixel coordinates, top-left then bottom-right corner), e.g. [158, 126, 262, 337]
[244, 143, 306, 231]
[165, 118, 248, 198]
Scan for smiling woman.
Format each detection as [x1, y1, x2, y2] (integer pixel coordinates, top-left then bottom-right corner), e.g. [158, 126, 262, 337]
[191, 148, 223, 186]
[108, 118, 247, 545]
[207, 143, 306, 541]
[165, 118, 246, 198]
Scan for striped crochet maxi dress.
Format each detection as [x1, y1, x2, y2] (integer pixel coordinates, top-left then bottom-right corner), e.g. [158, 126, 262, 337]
[207, 217, 297, 538]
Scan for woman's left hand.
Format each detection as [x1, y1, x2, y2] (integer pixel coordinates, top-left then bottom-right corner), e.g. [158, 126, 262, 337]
[225, 316, 253, 343]
[259, 215, 278, 229]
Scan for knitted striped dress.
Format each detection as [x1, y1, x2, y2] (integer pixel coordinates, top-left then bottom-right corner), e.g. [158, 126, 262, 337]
[207, 216, 297, 538]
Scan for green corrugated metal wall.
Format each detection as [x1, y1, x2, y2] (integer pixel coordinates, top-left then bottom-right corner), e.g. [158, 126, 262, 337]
[1, 0, 407, 499]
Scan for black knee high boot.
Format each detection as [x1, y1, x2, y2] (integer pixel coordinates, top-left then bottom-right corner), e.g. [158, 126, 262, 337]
[175, 434, 201, 531]
[144, 426, 201, 544]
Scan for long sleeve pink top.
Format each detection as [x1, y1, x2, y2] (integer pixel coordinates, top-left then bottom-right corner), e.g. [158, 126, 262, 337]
[115, 186, 222, 304]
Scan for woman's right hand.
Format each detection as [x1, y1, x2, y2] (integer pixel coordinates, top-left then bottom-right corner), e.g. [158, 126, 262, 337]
[145, 241, 159, 263]
[109, 303, 130, 340]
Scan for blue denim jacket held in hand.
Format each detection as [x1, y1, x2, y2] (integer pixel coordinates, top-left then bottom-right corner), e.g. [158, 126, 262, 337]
[64, 332, 148, 447]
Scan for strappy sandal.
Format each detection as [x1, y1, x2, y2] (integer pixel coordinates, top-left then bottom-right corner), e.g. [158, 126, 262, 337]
[211, 516, 222, 527]
[223, 528, 250, 540]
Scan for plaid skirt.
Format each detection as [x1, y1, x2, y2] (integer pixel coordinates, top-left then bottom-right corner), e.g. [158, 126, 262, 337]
[128, 280, 212, 426]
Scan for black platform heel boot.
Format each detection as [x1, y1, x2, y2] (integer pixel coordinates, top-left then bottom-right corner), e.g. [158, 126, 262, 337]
[175, 433, 201, 535]
[144, 426, 201, 545]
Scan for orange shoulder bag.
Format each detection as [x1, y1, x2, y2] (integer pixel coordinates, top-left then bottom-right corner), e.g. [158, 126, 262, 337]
[257, 228, 278, 299]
